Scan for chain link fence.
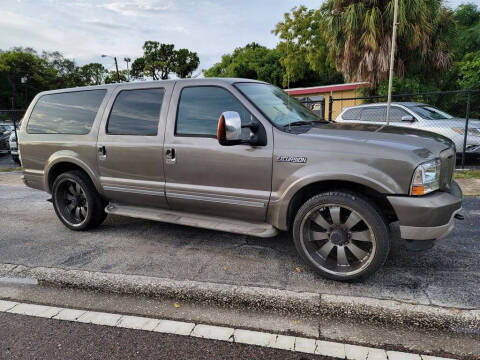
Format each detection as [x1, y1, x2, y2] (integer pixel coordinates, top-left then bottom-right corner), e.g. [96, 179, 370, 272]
[299, 90, 480, 169]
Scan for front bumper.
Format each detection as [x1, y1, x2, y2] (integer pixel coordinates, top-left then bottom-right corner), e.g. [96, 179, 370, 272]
[387, 181, 463, 241]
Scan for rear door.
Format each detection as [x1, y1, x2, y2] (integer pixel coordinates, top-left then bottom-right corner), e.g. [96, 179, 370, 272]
[163, 80, 273, 221]
[96, 82, 173, 208]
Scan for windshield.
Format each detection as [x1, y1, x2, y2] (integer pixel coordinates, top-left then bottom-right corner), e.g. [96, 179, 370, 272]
[235, 83, 324, 127]
[0, 125, 13, 133]
[409, 105, 454, 120]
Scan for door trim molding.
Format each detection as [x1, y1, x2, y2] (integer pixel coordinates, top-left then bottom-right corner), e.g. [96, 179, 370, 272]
[103, 186, 165, 197]
[167, 192, 266, 208]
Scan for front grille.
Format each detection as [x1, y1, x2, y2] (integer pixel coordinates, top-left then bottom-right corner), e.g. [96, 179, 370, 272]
[439, 147, 455, 191]
[0, 137, 9, 150]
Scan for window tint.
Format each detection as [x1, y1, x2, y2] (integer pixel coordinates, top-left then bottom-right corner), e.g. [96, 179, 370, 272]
[107, 88, 164, 136]
[389, 107, 410, 122]
[176, 86, 251, 137]
[27, 90, 106, 134]
[360, 107, 386, 122]
[342, 108, 362, 120]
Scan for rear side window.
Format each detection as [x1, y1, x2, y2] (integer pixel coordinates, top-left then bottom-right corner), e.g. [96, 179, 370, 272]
[107, 88, 164, 136]
[360, 107, 386, 122]
[342, 108, 362, 120]
[176, 86, 251, 137]
[389, 107, 410, 122]
[27, 90, 106, 134]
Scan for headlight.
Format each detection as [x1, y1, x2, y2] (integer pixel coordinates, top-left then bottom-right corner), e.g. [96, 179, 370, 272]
[453, 127, 480, 137]
[410, 159, 441, 196]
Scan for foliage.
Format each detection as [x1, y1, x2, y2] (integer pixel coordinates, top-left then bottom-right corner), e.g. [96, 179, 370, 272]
[458, 51, 480, 90]
[272, 6, 341, 87]
[0, 48, 56, 109]
[203, 43, 284, 86]
[174, 48, 200, 78]
[78, 63, 108, 85]
[319, 0, 453, 88]
[131, 41, 199, 80]
[104, 69, 129, 84]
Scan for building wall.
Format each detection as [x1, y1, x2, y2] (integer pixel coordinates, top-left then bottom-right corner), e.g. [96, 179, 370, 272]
[293, 88, 365, 120]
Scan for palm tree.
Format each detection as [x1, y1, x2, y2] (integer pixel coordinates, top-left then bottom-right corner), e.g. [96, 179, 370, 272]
[320, 0, 453, 87]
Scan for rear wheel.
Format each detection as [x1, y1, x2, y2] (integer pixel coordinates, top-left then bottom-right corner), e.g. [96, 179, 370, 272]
[52, 170, 107, 230]
[292, 191, 390, 281]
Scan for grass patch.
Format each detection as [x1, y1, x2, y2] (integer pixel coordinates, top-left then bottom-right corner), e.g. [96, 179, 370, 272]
[0, 167, 22, 172]
[454, 169, 480, 179]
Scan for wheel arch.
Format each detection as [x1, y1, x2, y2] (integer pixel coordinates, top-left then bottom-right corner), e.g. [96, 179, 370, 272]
[282, 179, 398, 231]
[45, 153, 102, 195]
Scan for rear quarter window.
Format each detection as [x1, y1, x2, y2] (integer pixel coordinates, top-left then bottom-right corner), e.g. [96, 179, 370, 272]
[341, 108, 362, 120]
[27, 89, 106, 134]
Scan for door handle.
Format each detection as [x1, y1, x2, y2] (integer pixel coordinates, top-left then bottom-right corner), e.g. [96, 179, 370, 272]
[98, 145, 106, 159]
[165, 148, 176, 164]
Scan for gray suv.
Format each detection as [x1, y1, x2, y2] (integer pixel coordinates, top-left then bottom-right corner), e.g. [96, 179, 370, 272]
[18, 79, 462, 281]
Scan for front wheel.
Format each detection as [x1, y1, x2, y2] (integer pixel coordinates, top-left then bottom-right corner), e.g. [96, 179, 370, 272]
[52, 170, 107, 231]
[292, 191, 390, 281]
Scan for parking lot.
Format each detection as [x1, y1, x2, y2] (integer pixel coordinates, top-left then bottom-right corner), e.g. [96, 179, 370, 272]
[1, 171, 479, 311]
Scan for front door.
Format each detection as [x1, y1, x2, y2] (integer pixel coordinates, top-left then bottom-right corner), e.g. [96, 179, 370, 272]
[97, 83, 172, 208]
[163, 81, 273, 221]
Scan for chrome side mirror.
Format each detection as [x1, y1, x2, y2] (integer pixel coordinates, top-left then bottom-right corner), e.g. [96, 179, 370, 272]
[217, 111, 242, 145]
[401, 115, 415, 122]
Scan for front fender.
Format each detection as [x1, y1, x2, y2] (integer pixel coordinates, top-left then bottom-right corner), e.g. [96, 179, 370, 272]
[267, 161, 405, 230]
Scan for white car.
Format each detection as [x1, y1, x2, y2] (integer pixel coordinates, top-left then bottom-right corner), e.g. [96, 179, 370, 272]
[335, 102, 480, 156]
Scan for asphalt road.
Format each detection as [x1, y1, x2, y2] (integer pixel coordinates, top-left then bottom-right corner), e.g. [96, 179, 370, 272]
[0, 154, 17, 170]
[0, 172, 479, 309]
[0, 312, 328, 360]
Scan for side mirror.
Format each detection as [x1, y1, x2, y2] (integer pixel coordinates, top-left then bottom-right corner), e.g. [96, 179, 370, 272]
[401, 115, 415, 122]
[217, 111, 242, 146]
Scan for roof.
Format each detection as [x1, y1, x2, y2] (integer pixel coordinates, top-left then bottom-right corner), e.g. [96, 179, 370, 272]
[285, 82, 370, 96]
[344, 102, 426, 109]
[35, 78, 264, 96]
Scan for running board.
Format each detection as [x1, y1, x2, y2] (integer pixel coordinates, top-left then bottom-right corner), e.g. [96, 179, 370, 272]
[105, 203, 279, 238]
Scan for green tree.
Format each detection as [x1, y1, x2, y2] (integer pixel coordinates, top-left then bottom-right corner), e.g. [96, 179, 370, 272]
[78, 63, 108, 85]
[132, 41, 176, 80]
[204, 43, 284, 87]
[104, 69, 128, 84]
[320, 0, 454, 88]
[452, 3, 480, 56]
[41, 51, 83, 88]
[174, 48, 200, 78]
[131, 41, 200, 80]
[0, 48, 56, 108]
[458, 51, 480, 90]
[273, 6, 341, 87]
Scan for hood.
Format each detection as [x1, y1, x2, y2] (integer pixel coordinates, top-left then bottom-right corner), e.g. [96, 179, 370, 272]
[426, 118, 480, 128]
[300, 122, 454, 160]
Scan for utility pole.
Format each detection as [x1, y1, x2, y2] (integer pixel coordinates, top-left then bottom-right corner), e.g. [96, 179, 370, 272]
[124, 57, 131, 81]
[102, 54, 121, 82]
[386, 0, 399, 126]
[114, 57, 120, 82]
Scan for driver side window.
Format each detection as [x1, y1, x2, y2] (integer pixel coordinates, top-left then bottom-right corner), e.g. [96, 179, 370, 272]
[176, 86, 251, 138]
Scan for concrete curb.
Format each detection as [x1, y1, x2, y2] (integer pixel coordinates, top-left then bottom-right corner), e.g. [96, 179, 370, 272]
[1, 263, 478, 333]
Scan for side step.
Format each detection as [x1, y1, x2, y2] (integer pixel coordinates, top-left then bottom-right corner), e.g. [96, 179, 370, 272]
[105, 203, 279, 238]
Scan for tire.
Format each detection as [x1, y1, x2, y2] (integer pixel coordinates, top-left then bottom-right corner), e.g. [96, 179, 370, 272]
[12, 155, 20, 165]
[52, 170, 107, 231]
[292, 191, 390, 282]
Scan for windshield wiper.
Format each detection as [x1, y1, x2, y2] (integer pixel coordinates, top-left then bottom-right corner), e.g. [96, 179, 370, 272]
[283, 121, 312, 127]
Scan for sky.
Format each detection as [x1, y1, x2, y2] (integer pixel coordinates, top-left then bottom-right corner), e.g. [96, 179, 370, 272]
[0, 0, 474, 74]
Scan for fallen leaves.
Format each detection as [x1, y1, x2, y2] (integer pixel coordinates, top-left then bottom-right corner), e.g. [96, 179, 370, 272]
[173, 302, 181, 308]
[295, 267, 302, 273]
